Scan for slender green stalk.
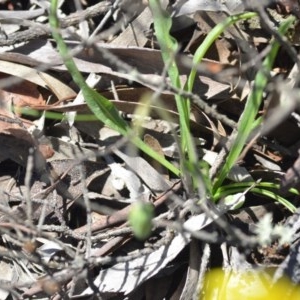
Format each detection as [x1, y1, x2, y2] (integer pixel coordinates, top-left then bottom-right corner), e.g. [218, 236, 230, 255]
[187, 12, 257, 93]
[149, 0, 197, 169]
[50, 0, 128, 134]
[49, 0, 180, 176]
[212, 15, 296, 193]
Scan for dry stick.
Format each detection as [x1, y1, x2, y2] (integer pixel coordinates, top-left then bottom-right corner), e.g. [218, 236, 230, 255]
[80, 164, 92, 260]
[23, 230, 175, 299]
[0, 1, 146, 47]
[0, 1, 111, 46]
[91, 41, 239, 131]
[167, 85, 237, 129]
[91, 233, 131, 257]
[74, 180, 182, 234]
[180, 239, 202, 299]
[254, 4, 300, 76]
[24, 149, 35, 226]
[194, 243, 211, 300]
[0, 221, 77, 258]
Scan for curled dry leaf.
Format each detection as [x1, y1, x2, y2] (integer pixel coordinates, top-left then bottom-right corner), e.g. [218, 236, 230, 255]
[0, 60, 76, 102]
[0, 73, 45, 113]
[144, 133, 169, 179]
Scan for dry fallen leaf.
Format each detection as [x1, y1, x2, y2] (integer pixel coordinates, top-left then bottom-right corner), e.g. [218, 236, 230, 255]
[0, 59, 77, 101]
[0, 73, 45, 113]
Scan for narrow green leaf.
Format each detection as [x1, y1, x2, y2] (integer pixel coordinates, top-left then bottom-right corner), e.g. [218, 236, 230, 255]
[49, 0, 180, 176]
[213, 16, 296, 193]
[149, 0, 197, 181]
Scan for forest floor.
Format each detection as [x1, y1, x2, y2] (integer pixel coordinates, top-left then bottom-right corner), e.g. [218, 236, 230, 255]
[0, 0, 300, 299]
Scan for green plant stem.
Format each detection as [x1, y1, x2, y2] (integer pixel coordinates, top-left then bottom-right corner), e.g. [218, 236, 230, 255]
[212, 15, 296, 193]
[49, 0, 180, 176]
[149, 0, 197, 169]
[187, 12, 257, 93]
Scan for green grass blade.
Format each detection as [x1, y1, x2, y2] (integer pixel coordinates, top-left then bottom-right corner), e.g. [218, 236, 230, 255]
[212, 15, 296, 193]
[187, 12, 257, 93]
[149, 0, 197, 167]
[213, 181, 297, 212]
[251, 188, 296, 212]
